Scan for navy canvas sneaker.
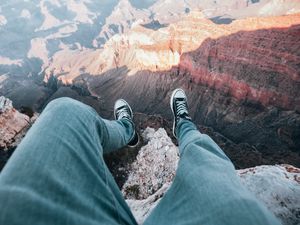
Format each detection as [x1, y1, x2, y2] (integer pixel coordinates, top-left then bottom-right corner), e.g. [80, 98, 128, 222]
[170, 88, 192, 138]
[114, 99, 139, 147]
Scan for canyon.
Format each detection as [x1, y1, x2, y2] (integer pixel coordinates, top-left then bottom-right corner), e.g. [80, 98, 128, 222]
[0, 1, 300, 223]
[2, 8, 299, 167]
[38, 12, 300, 167]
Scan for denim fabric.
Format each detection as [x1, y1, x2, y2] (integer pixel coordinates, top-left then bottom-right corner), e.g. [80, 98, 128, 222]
[0, 97, 137, 225]
[0, 98, 281, 225]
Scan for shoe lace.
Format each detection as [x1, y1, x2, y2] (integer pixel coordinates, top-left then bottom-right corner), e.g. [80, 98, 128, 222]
[176, 99, 189, 118]
[116, 106, 130, 119]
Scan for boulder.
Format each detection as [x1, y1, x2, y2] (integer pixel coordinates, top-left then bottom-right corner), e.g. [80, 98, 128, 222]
[0, 96, 30, 150]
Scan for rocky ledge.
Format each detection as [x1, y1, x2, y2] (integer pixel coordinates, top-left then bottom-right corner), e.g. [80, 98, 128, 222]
[0, 96, 36, 170]
[124, 128, 300, 225]
[0, 96, 31, 150]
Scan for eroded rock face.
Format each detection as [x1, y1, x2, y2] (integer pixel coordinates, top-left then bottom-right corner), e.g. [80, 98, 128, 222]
[0, 97, 39, 171]
[46, 13, 300, 85]
[0, 96, 30, 150]
[179, 22, 300, 111]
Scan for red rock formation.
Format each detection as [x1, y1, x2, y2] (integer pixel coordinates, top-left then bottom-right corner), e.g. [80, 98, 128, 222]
[178, 20, 300, 111]
[0, 96, 30, 150]
[47, 12, 300, 112]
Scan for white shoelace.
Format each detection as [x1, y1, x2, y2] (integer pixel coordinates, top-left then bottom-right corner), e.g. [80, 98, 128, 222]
[176, 100, 188, 117]
[116, 107, 130, 119]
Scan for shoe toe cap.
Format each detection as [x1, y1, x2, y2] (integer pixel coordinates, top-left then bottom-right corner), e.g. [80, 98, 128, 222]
[174, 89, 186, 99]
[114, 99, 128, 109]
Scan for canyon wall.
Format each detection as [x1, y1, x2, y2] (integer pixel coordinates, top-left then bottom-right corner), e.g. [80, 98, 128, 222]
[75, 13, 300, 163]
[39, 13, 300, 166]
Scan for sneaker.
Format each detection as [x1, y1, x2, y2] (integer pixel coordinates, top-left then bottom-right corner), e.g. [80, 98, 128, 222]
[114, 99, 139, 147]
[170, 88, 192, 138]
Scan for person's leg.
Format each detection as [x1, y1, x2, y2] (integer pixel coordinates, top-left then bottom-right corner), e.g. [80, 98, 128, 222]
[0, 97, 137, 225]
[144, 89, 281, 225]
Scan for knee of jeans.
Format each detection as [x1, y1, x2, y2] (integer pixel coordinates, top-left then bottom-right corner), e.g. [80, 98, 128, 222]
[47, 97, 78, 110]
[200, 134, 214, 144]
[200, 134, 233, 162]
[45, 97, 94, 117]
[201, 134, 224, 151]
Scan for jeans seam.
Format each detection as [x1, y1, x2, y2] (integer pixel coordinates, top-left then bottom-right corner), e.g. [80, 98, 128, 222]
[92, 117, 124, 225]
[120, 119, 135, 143]
[104, 168, 124, 225]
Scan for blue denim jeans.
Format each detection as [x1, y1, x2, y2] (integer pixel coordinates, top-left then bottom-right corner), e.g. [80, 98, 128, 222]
[0, 97, 281, 225]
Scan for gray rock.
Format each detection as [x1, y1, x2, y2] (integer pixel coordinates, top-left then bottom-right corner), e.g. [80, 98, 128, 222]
[0, 96, 13, 113]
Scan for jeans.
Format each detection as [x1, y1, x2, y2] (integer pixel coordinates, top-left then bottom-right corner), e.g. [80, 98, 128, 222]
[0, 97, 281, 225]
